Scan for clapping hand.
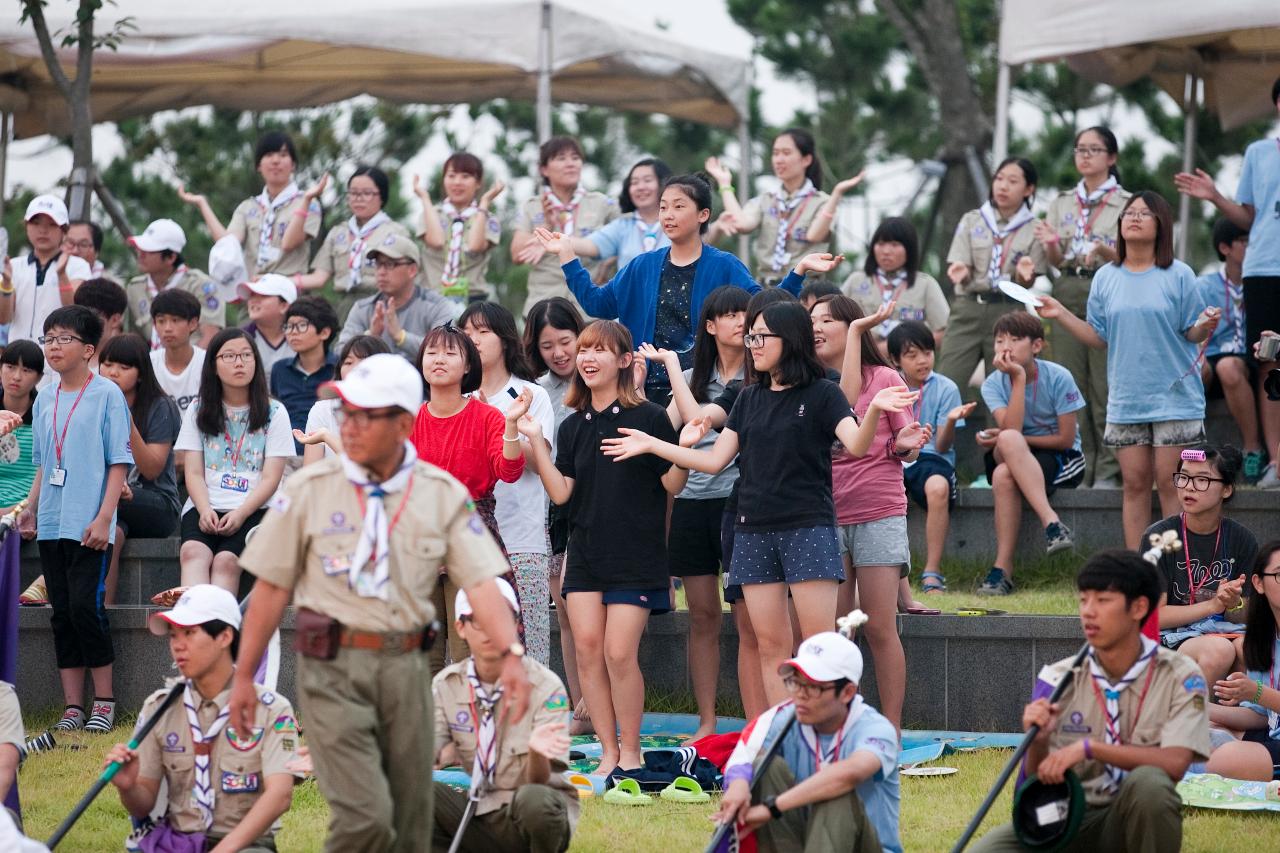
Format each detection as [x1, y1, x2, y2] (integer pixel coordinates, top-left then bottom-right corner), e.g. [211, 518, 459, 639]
[505, 388, 534, 424]
[1015, 255, 1036, 284]
[831, 171, 866, 196]
[1213, 671, 1257, 706]
[303, 173, 330, 203]
[679, 416, 711, 448]
[894, 422, 932, 454]
[852, 300, 896, 336]
[868, 385, 919, 414]
[947, 402, 977, 423]
[0, 410, 22, 436]
[1033, 219, 1059, 247]
[1213, 575, 1245, 614]
[480, 181, 506, 207]
[638, 343, 680, 372]
[411, 174, 432, 203]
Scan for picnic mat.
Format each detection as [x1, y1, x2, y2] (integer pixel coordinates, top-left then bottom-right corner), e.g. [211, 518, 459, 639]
[1177, 773, 1280, 812]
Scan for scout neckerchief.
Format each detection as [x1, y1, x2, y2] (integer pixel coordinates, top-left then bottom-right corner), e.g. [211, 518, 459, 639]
[798, 695, 865, 773]
[635, 214, 662, 254]
[768, 179, 817, 272]
[184, 681, 231, 829]
[874, 268, 909, 336]
[543, 187, 586, 236]
[1087, 635, 1158, 793]
[340, 439, 416, 600]
[254, 182, 301, 270]
[465, 659, 504, 801]
[1219, 272, 1245, 354]
[146, 265, 190, 349]
[346, 211, 390, 291]
[1069, 176, 1119, 262]
[441, 199, 480, 295]
[977, 201, 1034, 288]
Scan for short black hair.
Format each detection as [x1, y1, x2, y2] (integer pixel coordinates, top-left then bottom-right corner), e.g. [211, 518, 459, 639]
[150, 288, 202, 323]
[335, 334, 391, 372]
[68, 220, 104, 253]
[864, 217, 921, 286]
[887, 320, 936, 360]
[755, 302, 825, 389]
[0, 340, 43, 423]
[1176, 443, 1243, 501]
[284, 295, 340, 353]
[44, 305, 104, 348]
[349, 165, 390, 207]
[198, 619, 239, 659]
[1211, 218, 1248, 262]
[73, 278, 128, 320]
[797, 280, 840, 304]
[1076, 549, 1163, 621]
[661, 174, 715, 234]
[254, 131, 298, 168]
[992, 311, 1045, 342]
[419, 323, 483, 397]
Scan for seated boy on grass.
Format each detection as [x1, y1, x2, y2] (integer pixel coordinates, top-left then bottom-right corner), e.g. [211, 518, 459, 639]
[977, 312, 1086, 596]
[886, 321, 974, 594]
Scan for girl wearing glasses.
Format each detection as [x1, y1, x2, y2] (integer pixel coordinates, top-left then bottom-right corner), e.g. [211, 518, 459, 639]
[1142, 445, 1257, 678]
[1034, 127, 1130, 488]
[298, 166, 410, 319]
[416, 153, 505, 305]
[1039, 191, 1219, 549]
[174, 329, 295, 594]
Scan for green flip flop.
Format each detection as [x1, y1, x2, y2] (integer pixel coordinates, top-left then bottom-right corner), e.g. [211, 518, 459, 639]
[659, 776, 710, 804]
[603, 777, 651, 806]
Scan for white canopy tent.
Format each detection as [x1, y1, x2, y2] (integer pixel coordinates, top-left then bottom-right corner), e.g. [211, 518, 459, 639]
[995, 1, 1280, 255]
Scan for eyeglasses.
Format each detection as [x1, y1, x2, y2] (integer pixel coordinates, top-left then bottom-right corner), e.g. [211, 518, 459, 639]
[335, 407, 405, 428]
[1073, 146, 1110, 157]
[347, 191, 380, 200]
[284, 321, 312, 334]
[781, 676, 840, 699]
[1172, 472, 1226, 491]
[38, 334, 84, 346]
[1121, 210, 1155, 221]
[743, 333, 781, 348]
[373, 258, 414, 270]
[215, 351, 256, 364]
[62, 239, 95, 251]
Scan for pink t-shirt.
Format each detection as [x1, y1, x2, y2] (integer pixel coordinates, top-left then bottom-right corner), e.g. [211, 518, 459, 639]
[832, 366, 911, 525]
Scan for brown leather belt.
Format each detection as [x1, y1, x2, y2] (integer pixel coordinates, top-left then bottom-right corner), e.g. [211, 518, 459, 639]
[338, 627, 423, 654]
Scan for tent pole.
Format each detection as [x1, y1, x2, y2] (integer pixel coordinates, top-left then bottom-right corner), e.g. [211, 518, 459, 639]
[737, 118, 751, 264]
[1177, 73, 1199, 260]
[536, 0, 552, 143]
[0, 112, 8, 223]
[993, 62, 1012, 164]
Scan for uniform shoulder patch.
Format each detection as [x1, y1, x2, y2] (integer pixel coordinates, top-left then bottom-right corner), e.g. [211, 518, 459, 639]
[544, 692, 570, 712]
[1182, 673, 1208, 695]
[273, 713, 298, 732]
[259, 691, 276, 706]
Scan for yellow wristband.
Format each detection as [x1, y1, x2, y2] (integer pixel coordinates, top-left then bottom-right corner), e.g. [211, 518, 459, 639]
[395, 329, 407, 347]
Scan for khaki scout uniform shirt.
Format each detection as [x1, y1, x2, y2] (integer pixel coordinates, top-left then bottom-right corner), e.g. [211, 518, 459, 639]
[946, 209, 1047, 296]
[239, 455, 508, 632]
[228, 194, 323, 279]
[1038, 646, 1211, 806]
[737, 188, 831, 280]
[514, 191, 618, 314]
[312, 219, 411, 294]
[432, 658, 580, 827]
[420, 205, 502, 300]
[135, 680, 297, 837]
[841, 270, 951, 336]
[0, 682, 21, 755]
[1043, 187, 1131, 269]
[126, 268, 225, 341]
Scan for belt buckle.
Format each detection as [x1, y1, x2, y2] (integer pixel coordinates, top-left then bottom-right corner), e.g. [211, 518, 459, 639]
[381, 631, 406, 653]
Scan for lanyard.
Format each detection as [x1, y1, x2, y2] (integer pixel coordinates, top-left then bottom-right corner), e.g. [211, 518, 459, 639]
[352, 473, 415, 563]
[1179, 513, 1223, 603]
[223, 413, 252, 472]
[801, 724, 845, 772]
[51, 373, 94, 468]
[1088, 655, 1158, 745]
[1074, 187, 1117, 244]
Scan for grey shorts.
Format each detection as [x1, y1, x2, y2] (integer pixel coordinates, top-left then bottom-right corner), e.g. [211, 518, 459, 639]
[1103, 419, 1206, 449]
[837, 515, 911, 573]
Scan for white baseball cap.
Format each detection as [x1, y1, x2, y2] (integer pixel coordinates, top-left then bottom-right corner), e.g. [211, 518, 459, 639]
[129, 218, 187, 254]
[455, 578, 520, 619]
[25, 194, 69, 227]
[319, 352, 423, 415]
[148, 584, 242, 636]
[237, 273, 297, 304]
[778, 632, 863, 685]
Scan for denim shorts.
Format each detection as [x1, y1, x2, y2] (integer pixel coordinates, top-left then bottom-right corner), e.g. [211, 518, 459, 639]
[1103, 419, 1206, 449]
[728, 526, 844, 586]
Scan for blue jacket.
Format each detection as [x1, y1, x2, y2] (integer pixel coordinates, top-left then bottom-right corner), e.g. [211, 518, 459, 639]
[562, 245, 801, 346]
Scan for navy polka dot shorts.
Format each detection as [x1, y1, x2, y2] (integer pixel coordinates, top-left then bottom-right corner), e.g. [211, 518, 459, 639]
[728, 525, 845, 586]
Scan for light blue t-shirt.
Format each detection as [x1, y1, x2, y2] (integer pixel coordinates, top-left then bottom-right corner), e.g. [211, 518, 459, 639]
[1197, 271, 1247, 357]
[980, 358, 1084, 451]
[587, 212, 670, 270]
[31, 374, 133, 544]
[1241, 638, 1280, 739]
[905, 370, 964, 465]
[1088, 260, 1208, 424]
[1236, 138, 1280, 278]
[772, 702, 902, 853]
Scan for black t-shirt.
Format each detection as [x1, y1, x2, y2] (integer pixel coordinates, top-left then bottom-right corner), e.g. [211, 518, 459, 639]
[725, 378, 852, 531]
[555, 399, 677, 590]
[131, 395, 182, 511]
[1143, 515, 1258, 607]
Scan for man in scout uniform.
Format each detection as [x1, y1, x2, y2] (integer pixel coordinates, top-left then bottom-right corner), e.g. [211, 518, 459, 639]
[230, 353, 530, 853]
[433, 579, 577, 853]
[970, 550, 1212, 853]
[126, 218, 225, 348]
[106, 585, 296, 852]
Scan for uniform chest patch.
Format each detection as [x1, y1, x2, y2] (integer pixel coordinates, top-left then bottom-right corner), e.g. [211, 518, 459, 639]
[221, 770, 261, 793]
[225, 726, 264, 751]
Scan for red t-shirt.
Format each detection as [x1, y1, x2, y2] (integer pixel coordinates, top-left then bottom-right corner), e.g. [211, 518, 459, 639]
[410, 398, 524, 499]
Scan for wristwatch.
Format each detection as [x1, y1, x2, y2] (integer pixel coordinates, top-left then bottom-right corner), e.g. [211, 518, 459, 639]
[763, 795, 783, 820]
[502, 641, 526, 659]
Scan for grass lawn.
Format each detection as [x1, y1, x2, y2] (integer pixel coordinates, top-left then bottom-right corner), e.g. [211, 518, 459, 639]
[17, 718, 1278, 852]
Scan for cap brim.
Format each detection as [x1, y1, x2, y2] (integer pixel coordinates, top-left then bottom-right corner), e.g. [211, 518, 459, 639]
[319, 380, 410, 413]
[148, 611, 189, 636]
[778, 658, 846, 684]
[129, 236, 167, 253]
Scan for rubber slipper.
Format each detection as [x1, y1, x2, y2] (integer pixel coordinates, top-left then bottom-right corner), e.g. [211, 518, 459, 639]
[659, 776, 710, 804]
[602, 777, 650, 806]
[920, 572, 947, 594]
[954, 607, 1007, 616]
[19, 579, 48, 606]
[567, 773, 595, 798]
[904, 605, 942, 615]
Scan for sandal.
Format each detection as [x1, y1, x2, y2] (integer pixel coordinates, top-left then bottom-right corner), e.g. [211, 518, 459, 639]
[920, 572, 947, 594]
[566, 773, 597, 798]
[602, 777, 651, 806]
[19, 578, 48, 606]
[659, 776, 710, 804]
[150, 587, 188, 608]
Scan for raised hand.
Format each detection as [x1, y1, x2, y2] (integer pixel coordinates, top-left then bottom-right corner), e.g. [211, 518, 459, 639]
[600, 427, 654, 461]
[704, 156, 733, 188]
[947, 261, 969, 286]
[1173, 168, 1218, 201]
[176, 184, 207, 207]
[411, 174, 432, 202]
[794, 252, 845, 276]
[679, 416, 711, 448]
[480, 180, 506, 207]
[531, 227, 567, 255]
[852, 300, 896, 336]
[831, 171, 866, 196]
[304, 173, 330, 202]
[1033, 219, 1059, 247]
[868, 385, 919, 414]
[947, 401, 977, 422]
[369, 301, 387, 337]
[516, 413, 544, 441]
[505, 387, 534, 423]
[637, 342, 680, 371]
[631, 352, 649, 393]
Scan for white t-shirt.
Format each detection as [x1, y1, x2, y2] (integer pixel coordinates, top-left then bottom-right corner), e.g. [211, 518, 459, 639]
[488, 377, 555, 554]
[175, 399, 295, 512]
[151, 346, 206, 413]
[248, 327, 292, 377]
[303, 398, 340, 459]
[9, 252, 93, 359]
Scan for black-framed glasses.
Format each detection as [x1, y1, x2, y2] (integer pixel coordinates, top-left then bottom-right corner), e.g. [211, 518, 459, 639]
[283, 321, 312, 334]
[215, 351, 255, 364]
[1073, 146, 1109, 157]
[1260, 571, 1280, 581]
[781, 676, 839, 699]
[1173, 472, 1226, 491]
[1121, 210, 1155, 221]
[335, 407, 405, 428]
[38, 334, 84, 346]
[372, 258, 414, 270]
[743, 333, 782, 348]
[346, 190, 379, 200]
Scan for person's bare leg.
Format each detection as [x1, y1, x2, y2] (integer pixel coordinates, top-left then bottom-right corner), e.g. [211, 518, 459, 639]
[742, 583, 795, 706]
[209, 551, 241, 594]
[1205, 739, 1274, 781]
[850, 566, 905, 729]
[104, 526, 125, 607]
[565, 592, 618, 776]
[1116, 446, 1155, 550]
[682, 575, 722, 741]
[90, 664, 113, 700]
[601, 604, 652, 769]
[551, 561, 590, 734]
[789, 579, 839, 640]
[1153, 445, 1184, 519]
[835, 553, 856, 618]
[1216, 358, 1262, 451]
[991, 462, 1021, 576]
[922, 476, 950, 583]
[1175, 636, 1237, 687]
[995, 430, 1059, 527]
[178, 541, 214, 587]
[1258, 358, 1280, 459]
[732, 602, 768, 719]
[59, 667, 86, 708]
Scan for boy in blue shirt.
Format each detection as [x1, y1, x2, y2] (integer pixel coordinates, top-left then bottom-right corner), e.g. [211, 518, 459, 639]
[887, 321, 974, 594]
[1197, 219, 1265, 480]
[977, 312, 1086, 595]
[270, 295, 339, 450]
[18, 306, 133, 733]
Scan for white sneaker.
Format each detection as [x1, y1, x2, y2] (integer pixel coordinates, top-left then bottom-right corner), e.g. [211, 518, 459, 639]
[1259, 464, 1280, 490]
